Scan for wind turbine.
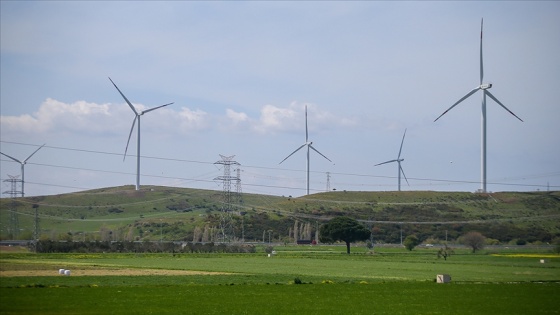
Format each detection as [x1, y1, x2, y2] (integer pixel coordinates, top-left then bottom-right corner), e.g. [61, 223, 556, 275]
[279, 105, 332, 195]
[109, 77, 173, 191]
[375, 129, 409, 191]
[1, 144, 45, 197]
[434, 19, 523, 193]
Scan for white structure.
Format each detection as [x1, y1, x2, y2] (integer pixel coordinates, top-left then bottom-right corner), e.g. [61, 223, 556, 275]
[374, 129, 409, 191]
[436, 274, 451, 283]
[434, 19, 523, 193]
[279, 105, 332, 195]
[109, 77, 173, 191]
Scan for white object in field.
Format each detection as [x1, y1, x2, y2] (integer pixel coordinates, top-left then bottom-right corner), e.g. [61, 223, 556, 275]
[64, 270, 71, 276]
[437, 274, 451, 283]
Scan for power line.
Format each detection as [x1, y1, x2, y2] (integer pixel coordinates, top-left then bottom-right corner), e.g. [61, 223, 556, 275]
[1, 141, 559, 194]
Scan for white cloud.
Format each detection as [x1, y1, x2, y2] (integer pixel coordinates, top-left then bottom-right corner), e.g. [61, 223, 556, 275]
[0, 98, 114, 135]
[226, 108, 249, 124]
[254, 102, 357, 134]
[0, 99, 211, 138]
[176, 107, 209, 132]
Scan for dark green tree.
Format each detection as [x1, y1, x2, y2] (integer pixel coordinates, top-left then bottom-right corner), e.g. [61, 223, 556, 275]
[319, 216, 371, 254]
[403, 235, 421, 251]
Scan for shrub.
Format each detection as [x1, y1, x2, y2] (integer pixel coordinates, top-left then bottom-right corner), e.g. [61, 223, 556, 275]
[403, 235, 421, 251]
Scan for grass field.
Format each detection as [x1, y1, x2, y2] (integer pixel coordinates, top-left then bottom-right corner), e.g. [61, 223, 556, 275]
[1, 245, 559, 314]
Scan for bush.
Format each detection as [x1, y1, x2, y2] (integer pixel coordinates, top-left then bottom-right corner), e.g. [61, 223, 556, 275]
[403, 235, 421, 251]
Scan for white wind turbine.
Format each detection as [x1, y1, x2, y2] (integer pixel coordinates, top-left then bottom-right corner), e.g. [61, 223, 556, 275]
[375, 129, 409, 191]
[279, 105, 332, 195]
[434, 19, 523, 193]
[109, 77, 173, 191]
[1, 144, 45, 197]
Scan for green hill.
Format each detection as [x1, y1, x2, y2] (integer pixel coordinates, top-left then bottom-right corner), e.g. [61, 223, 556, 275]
[1, 186, 559, 245]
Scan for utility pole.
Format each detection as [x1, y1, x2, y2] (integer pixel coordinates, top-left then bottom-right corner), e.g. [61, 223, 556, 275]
[241, 215, 245, 243]
[326, 172, 331, 192]
[3, 175, 22, 239]
[32, 203, 40, 250]
[235, 168, 243, 203]
[214, 155, 240, 242]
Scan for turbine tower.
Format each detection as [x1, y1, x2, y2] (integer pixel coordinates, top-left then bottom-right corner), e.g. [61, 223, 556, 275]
[434, 19, 523, 193]
[375, 129, 409, 191]
[0, 144, 45, 197]
[109, 77, 173, 191]
[279, 105, 332, 195]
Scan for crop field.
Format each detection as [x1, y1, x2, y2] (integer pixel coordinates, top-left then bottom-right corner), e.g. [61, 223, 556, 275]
[1, 245, 559, 314]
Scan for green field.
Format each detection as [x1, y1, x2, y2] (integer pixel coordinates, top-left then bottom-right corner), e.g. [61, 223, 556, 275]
[1, 246, 559, 314]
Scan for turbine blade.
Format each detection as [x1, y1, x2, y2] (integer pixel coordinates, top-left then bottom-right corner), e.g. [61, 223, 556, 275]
[434, 87, 480, 122]
[123, 117, 137, 161]
[305, 105, 309, 142]
[375, 159, 397, 167]
[0, 152, 22, 163]
[0, 152, 21, 163]
[23, 143, 46, 163]
[398, 129, 407, 159]
[279, 143, 306, 164]
[309, 144, 332, 163]
[485, 91, 523, 122]
[109, 77, 139, 115]
[480, 18, 484, 85]
[142, 102, 174, 115]
[400, 164, 410, 186]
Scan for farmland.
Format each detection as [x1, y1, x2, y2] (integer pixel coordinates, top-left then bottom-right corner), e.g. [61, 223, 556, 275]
[1, 245, 559, 314]
[1, 186, 559, 313]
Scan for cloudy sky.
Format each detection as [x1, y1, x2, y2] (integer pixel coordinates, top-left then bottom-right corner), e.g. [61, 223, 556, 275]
[1, 1, 559, 197]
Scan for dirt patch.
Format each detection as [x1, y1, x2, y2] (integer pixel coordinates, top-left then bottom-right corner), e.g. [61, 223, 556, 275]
[0, 246, 29, 253]
[1, 268, 229, 277]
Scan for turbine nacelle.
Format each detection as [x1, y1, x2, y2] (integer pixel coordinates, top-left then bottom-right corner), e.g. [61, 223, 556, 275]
[480, 83, 492, 90]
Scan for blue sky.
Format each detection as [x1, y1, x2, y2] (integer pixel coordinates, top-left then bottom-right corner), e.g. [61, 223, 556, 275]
[1, 1, 559, 197]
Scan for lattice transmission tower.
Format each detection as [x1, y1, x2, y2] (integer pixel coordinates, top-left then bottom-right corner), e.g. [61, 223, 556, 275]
[3, 175, 22, 239]
[214, 155, 241, 242]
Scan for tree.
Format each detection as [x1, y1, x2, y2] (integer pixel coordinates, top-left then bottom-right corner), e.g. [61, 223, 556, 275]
[461, 231, 486, 253]
[403, 235, 421, 251]
[319, 216, 371, 254]
[437, 244, 455, 260]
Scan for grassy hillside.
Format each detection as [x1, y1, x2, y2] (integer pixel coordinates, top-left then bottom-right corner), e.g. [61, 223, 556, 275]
[1, 186, 559, 244]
